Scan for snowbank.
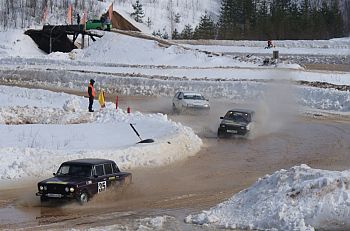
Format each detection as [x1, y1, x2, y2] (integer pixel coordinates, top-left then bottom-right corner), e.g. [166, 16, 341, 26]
[297, 86, 350, 112]
[0, 68, 349, 113]
[73, 215, 176, 231]
[0, 29, 45, 58]
[186, 164, 350, 231]
[73, 32, 251, 67]
[0, 86, 202, 182]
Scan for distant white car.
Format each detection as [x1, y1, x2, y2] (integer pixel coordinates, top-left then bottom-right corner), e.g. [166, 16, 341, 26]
[172, 91, 210, 113]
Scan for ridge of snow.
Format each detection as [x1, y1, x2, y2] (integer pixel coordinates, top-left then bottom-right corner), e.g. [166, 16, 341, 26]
[186, 164, 350, 231]
[72, 32, 248, 67]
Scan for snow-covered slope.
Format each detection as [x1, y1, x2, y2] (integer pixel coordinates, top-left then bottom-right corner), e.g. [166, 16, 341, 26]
[114, 0, 220, 35]
[186, 164, 350, 231]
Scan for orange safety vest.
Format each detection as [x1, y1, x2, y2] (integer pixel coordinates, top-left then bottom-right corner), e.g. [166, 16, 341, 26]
[88, 84, 95, 97]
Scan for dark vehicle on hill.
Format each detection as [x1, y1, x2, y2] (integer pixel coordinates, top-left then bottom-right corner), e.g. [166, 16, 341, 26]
[217, 109, 255, 138]
[36, 159, 132, 204]
[85, 19, 111, 31]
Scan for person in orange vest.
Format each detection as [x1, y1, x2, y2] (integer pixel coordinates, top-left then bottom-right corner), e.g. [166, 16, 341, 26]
[88, 79, 95, 112]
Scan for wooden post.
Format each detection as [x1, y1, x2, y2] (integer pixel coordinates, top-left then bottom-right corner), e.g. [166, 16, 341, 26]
[81, 34, 85, 49]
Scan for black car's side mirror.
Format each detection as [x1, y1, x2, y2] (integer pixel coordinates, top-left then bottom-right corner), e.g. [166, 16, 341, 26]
[53, 173, 56, 176]
[220, 117, 224, 119]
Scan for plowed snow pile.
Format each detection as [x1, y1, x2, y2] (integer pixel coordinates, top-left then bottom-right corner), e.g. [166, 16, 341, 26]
[72, 32, 255, 67]
[186, 164, 350, 231]
[0, 30, 45, 58]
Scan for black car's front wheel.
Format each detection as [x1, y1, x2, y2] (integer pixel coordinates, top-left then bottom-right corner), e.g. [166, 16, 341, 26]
[172, 103, 177, 112]
[77, 191, 89, 205]
[217, 129, 225, 138]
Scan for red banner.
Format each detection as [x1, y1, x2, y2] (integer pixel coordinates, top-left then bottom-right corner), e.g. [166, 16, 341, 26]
[41, 5, 48, 23]
[108, 3, 113, 21]
[67, 4, 72, 25]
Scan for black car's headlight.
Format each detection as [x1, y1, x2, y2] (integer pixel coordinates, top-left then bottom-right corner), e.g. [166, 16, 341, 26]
[39, 185, 44, 191]
[65, 187, 75, 193]
[241, 126, 246, 130]
[220, 124, 226, 128]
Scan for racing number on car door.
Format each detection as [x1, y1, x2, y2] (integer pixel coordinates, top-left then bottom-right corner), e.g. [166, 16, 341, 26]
[98, 181, 106, 193]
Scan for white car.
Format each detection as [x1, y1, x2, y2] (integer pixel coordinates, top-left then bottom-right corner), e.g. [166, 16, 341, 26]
[172, 91, 210, 113]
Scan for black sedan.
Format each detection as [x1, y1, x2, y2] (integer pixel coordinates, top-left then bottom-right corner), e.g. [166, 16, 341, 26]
[36, 158, 132, 204]
[217, 109, 255, 137]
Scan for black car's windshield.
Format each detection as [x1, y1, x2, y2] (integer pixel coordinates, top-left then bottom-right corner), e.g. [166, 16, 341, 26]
[224, 111, 250, 123]
[56, 164, 92, 177]
[183, 94, 205, 100]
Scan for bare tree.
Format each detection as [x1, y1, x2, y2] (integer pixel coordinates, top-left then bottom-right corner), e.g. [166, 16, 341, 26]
[167, 0, 174, 38]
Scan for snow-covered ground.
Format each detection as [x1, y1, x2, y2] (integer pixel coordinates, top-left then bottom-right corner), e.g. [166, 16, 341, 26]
[72, 215, 178, 231]
[186, 164, 350, 231]
[179, 37, 350, 55]
[0, 85, 201, 183]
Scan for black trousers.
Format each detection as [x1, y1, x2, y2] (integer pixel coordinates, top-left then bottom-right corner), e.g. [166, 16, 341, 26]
[88, 97, 94, 111]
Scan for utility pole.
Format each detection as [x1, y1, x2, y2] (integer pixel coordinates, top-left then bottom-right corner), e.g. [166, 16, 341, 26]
[49, 25, 57, 53]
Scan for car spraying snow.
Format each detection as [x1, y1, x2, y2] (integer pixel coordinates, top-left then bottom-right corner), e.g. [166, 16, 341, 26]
[217, 109, 255, 137]
[172, 91, 210, 113]
[36, 158, 132, 204]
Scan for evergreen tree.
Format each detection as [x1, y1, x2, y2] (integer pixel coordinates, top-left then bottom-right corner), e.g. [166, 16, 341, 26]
[241, 0, 256, 38]
[180, 24, 194, 39]
[217, 0, 257, 39]
[310, 6, 325, 38]
[174, 12, 181, 23]
[217, 0, 241, 39]
[329, 0, 344, 38]
[286, 2, 301, 39]
[152, 29, 162, 38]
[193, 12, 216, 39]
[131, 0, 144, 23]
[255, 0, 272, 40]
[162, 30, 169, 39]
[270, 0, 292, 39]
[320, 1, 331, 38]
[300, 0, 310, 29]
[172, 28, 180, 39]
[146, 17, 152, 28]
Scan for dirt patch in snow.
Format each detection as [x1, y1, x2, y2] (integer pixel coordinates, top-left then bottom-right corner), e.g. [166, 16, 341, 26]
[305, 64, 350, 72]
[298, 80, 350, 92]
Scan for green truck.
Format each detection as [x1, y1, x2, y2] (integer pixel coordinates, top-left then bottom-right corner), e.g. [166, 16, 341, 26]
[85, 19, 111, 31]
